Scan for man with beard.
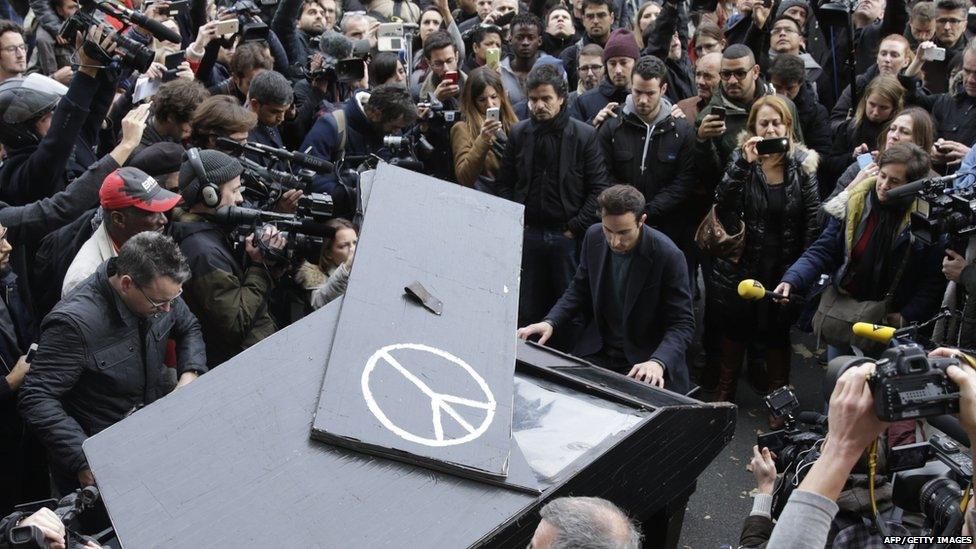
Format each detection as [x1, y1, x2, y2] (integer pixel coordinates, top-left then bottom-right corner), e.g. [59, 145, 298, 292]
[597, 56, 697, 275]
[273, 0, 330, 69]
[491, 64, 610, 332]
[416, 31, 464, 182]
[61, 167, 181, 297]
[560, 0, 616, 90]
[0, 21, 25, 84]
[677, 52, 721, 120]
[571, 28, 638, 124]
[500, 13, 544, 105]
[695, 44, 802, 181]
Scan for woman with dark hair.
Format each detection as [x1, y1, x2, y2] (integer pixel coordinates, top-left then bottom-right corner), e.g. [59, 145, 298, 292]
[826, 107, 935, 200]
[295, 218, 359, 311]
[368, 51, 407, 87]
[450, 66, 519, 188]
[707, 95, 820, 422]
[820, 75, 905, 198]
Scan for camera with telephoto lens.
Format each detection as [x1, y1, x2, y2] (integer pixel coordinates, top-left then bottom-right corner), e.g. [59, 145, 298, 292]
[889, 433, 974, 539]
[9, 486, 102, 549]
[828, 344, 960, 422]
[890, 171, 976, 245]
[214, 206, 332, 268]
[59, 4, 156, 73]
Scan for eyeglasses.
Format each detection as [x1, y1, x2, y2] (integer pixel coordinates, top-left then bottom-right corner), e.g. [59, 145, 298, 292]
[137, 284, 183, 312]
[431, 58, 456, 68]
[579, 64, 604, 73]
[936, 17, 965, 24]
[0, 44, 26, 54]
[771, 26, 799, 35]
[719, 65, 755, 80]
[584, 11, 610, 20]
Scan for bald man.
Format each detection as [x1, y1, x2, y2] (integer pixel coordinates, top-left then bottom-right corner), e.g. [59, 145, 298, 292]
[530, 497, 641, 548]
[676, 52, 721, 120]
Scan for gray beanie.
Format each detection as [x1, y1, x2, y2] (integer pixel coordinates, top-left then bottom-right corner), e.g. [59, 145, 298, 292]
[178, 149, 244, 204]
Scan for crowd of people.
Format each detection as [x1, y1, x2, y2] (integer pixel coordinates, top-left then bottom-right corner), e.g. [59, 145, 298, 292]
[0, 0, 971, 544]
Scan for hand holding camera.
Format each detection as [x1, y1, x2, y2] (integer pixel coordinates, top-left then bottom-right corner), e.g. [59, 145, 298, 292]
[245, 225, 287, 266]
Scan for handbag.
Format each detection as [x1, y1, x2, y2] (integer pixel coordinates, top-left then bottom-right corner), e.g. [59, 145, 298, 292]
[812, 254, 909, 353]
[695, 204, 745, 264]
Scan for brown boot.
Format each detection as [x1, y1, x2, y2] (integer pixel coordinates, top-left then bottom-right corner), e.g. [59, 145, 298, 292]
[766, 346, 793, 428]
[714, 339, 746, 403]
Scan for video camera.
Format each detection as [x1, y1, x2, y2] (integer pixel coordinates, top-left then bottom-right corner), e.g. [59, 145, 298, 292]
[215, 205, 332, 267]
[756, 387, 827, 518]
[378, 125, 434, 174]
[59, 0, 180, 73]
[890, 433, 973, 538]
[9, 487, 102, 549]
[882, 171, 976, 246]
[828, 344, 961, 422]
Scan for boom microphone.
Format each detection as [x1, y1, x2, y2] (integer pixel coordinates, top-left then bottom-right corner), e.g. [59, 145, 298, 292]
[127, 10, 183, 44]
[851, 322, 897, 344]
[737, 279, 792, 301]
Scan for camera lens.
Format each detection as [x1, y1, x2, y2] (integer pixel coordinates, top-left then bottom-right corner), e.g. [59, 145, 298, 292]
[919, 477, 964, 534]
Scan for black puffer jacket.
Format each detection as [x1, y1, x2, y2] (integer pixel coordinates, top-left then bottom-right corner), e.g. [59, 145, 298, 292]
[710, 145, 821, 310]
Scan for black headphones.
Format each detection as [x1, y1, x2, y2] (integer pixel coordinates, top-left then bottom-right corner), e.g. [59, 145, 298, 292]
[184, 148, 221, 208]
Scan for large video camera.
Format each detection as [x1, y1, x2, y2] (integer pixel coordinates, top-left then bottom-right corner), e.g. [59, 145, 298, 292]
[828, 344, 961, 422]
[9, 486, 102, 549]
[220, 0, 270, 42]
[883, 171, 976, 246]
[59, 0, 179, 73]
[377, 125, 434, 174]
[215, 206, 332, 267]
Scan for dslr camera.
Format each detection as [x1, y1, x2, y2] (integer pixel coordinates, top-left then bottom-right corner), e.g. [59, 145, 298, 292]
[828, 344, 960, 422]
[220, 0, 270, 42]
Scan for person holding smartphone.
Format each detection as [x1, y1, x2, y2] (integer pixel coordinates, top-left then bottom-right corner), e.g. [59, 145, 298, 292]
[451, 67, 519, 188]
[706, 96, 820, 422]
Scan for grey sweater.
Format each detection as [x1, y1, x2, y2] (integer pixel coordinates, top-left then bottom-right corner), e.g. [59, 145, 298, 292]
[766, 490, 840, 549]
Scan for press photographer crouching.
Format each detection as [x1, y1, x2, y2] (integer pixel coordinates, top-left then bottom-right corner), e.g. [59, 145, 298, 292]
[18, 232, 206, 496]
[170, 149, 285, 368]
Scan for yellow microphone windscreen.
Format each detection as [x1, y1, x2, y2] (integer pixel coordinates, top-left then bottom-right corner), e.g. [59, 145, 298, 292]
[852, 322, 896, 343]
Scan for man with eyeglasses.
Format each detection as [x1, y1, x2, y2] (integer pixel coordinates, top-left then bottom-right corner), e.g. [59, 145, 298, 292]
[0, 21, 25, 84]
[559, 0, 616, 90]
[761, 15, 823, 84]
[414, 30, 464, 182]
[19, 231, 206, 495]
[917, 0, 970, 94]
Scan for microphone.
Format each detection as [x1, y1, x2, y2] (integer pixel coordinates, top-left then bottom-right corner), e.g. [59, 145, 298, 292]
[216, 138, 334, 173]
[885, 174, 960, 199]
[737, 279, 791, 301]
[851, 322, 897, 344]
[125, 10, 183, 44]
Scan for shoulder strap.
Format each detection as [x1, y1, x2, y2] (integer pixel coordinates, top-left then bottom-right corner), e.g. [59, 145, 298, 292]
[393, 0, 404, 18]
[332, 109, 347, 152]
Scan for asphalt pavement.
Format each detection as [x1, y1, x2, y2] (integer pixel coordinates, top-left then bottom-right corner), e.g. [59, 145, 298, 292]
[678, 330, 828, 548]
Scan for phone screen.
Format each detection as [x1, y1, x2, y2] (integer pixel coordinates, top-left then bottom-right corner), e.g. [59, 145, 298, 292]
[857, 153, 874, 170]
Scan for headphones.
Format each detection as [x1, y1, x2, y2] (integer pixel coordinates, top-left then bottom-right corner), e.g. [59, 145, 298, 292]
[185, 148, 221, 208]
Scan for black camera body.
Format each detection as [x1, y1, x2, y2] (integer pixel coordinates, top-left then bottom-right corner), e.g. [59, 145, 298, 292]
[891, 434, 973, 537]
[59, 9, 155, 72]
[9, 487, 100, 549]
[910, 183, 976, 246]
[867, 345, 960, 422]
[222, 0, 269, 42]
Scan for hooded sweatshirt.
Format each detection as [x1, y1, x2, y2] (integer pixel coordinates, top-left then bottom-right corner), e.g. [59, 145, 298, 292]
[622, 94, 674, 175]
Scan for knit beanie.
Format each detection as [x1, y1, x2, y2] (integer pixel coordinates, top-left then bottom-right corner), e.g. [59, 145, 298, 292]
[602, 29, 640, 63]
[178, 149, 244, 204]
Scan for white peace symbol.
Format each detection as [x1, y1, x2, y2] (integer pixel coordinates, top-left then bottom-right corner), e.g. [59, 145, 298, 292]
[361, 343, 496, 447]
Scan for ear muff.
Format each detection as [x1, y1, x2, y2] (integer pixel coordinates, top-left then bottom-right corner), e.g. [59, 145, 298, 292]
[187, 147, 221, 208]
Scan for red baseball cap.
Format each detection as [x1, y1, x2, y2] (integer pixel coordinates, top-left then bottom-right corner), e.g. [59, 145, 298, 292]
[99, 167, 182, 213]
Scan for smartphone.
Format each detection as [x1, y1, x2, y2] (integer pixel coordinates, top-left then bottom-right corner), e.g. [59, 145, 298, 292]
[164, 50, 185, 70]
[167, 0, 188, 16]
[24, 343, 38, 364]
[486, 107, 500, 122]
[922, 46, 947, 61]
[485, 47, 501, 69]
[710, 106, 726, 121]
[756, 137, 790, 155]
[443, 70, 459, 85]
[856, 152, 874, 170]
[493, 10, 516, 27]
[214, 18, 239, 36]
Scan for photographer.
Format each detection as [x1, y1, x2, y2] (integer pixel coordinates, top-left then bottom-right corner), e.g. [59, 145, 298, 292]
[0, 26, 116, 205]
[775, 143, 947, 360]
[287, 32, 357, 150]
[0, 507, 100, 549]
[246, 70, 295, 161]
[416, 30, 464, 182]
[189, 95, 258, 149]
[301, 84, 418, 193]
[170, 149, 285, 368]
[18, 232, 206, 494]
[207, 41, 274, 103]
[272, 0, 330, 64]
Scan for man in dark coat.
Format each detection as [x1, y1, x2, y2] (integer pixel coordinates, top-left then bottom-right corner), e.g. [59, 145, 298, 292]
[560, 0, 616, 90]
[517, 185, 694, 394]
[597, 55, 697, 274]
[18, 232, 207, 494]
[570, 28, 638, 123]
[492, 64, 610, 329]
[768, 53, 832, 158]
